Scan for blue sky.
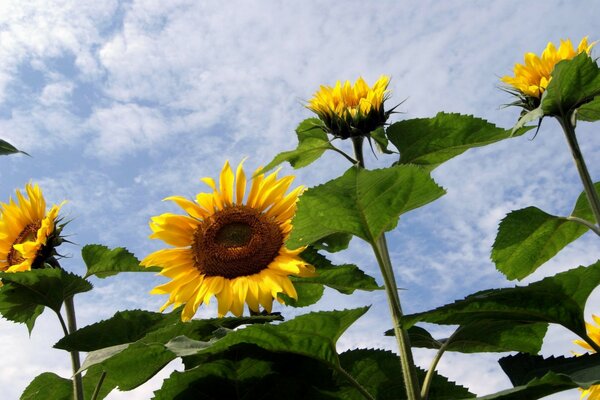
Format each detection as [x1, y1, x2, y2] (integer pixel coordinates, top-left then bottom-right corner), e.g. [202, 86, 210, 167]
[1, 1, 599, 398]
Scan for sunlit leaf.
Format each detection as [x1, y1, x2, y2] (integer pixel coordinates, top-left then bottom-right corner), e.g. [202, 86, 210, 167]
[261, 118, 335, 173]
[82, 244, 159, 279]
[401, 262, 600, 341]
[20, 372, 72, 400]
[492, 183, 599, 280]
[541, 53, 600, 117]
[387, 113, 531, 170]
[0, 269, 92, 332]
[279, 283, 324, 307]
[287, 165, 445, 248]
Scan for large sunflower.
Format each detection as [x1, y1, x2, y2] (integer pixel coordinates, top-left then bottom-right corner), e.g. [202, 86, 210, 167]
[573, 314, 600, 399]
[307, 75, 391, 139]
[501, 37, 595, 99]
[141, 160, 314, 321]
[0, 183, 63, 273]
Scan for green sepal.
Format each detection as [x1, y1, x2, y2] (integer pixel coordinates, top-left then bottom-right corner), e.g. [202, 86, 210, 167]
[0, 269, 92, 333]
[492, 182, 599, 280]
[401, 261, 600, 342]
[260, 118, 336, 173]
[82, 244, 159, 279]
[287, 165, 445, 248]
[387, 112, 532, 170]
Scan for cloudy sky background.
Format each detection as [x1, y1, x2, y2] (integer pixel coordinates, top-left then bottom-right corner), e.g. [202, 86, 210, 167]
[1, 1, 599, 399]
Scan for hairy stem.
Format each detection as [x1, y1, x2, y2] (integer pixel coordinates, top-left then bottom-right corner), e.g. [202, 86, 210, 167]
[557, 116, 600, 229]
[352, 136, 422, 400]
[64, 296, 84, 400]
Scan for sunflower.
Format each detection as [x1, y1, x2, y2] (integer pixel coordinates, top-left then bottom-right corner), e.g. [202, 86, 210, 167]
[501, 37, 595, 101]
[573, 314, 600, 399]
[307, 75, 392, 139]
[141, 160, 314, 321]
[0, 183, 64, 273]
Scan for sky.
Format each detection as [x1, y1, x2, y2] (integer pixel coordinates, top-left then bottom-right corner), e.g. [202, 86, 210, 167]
[0, 1, 599, 399]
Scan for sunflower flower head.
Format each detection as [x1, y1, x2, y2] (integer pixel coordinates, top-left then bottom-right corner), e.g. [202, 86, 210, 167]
[307, 75, 392, 139]
[141, 160, 315, 321]
[501, 37, 595, 109]
[0, 183, 65, 273]
[573, 314, 600, 399]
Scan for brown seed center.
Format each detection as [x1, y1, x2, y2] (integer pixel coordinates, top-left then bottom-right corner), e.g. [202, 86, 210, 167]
[192, 206, 284, 279]
[7, 222, 41, 266]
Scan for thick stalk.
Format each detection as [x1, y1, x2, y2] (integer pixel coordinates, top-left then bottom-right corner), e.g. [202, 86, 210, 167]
[557, 116, 600, 228]
[351, 136, 422, 400]
[64, 296, 84, 400]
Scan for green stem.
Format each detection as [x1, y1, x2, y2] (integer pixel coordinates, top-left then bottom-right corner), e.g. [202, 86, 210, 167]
[330, 144, 359, 165]
[64, 296, 84, 400]
[557, 116, 600, 228]
[334, 365, 376, 400]
[420, 329, 458, 400]
[565, 216, 600, 236]
[352, 136, 422, 400]
[91, 371, 107, 400]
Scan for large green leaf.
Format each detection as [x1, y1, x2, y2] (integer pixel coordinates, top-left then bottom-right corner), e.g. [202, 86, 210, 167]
[338, 349, 475, 399]
[401, 262, 600, 341]
[471, 372, 578, 400]
[386, 322, 547, 354]
[0, 269, 92, 332]
[541, 53, 600, 117]
[0, 138, 26, 156]
[386, 113, 530, 170]
[287, 165, 445, 248]
[82, 244, 159, 278]
[492, 183, 599, 280]
[261, 118, 336, 173]
[20, 372, 72, 400]
[577, 95, 600, 121]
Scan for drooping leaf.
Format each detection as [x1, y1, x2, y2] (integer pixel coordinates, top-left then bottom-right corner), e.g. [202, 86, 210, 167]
[401, 262, 600, 341]
[386, 113, 531, 170]
[577, 95, 600, 121]
[82, 244, 159, 279]
[492, 183, 599, 280]
[541, 53, 600, 117]
[20, 372, 72, 400]
[385, 322, 547, 354]
[261, 118, 335, 173]
[338, 349, 475, 400]
[0, 269, 92, 332]
[0, 138, 27, 156]
[287, 165, 445, 248]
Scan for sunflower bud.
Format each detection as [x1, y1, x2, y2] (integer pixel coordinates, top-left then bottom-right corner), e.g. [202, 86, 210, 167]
[307, 75, 392, 139]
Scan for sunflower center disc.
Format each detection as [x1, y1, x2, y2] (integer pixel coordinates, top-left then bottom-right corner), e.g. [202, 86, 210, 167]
[7, 222, 41, 266]
[192, 206, 284, 279]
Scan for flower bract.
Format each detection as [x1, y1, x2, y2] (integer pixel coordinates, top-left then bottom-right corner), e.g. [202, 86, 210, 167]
[141, 160, 314, 321]
[0, 183, 64, 272]
[501, 37, 595, 101]
[573, 314, 600, 399]
[307, 75, 392, 138]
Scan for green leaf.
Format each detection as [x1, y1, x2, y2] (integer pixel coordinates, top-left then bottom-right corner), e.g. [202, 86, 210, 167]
[577, 95, 600, 121]
[311, 232, 353, 253]
[0, 138, 26, 156]
[82, 244, 159, 278]
[492, 183, 600, 280]
[288, 165, 445, 248]
[279, 283, 325, 307]
[20, 372, 72, 400]
[401, 261, 600, 341]
[387, 113, 531, 170]
[166, 308, 368, 367]
[472, 372, 578, 400]
[338, 349, 475, 399]
[261, 118, 335, 173]
[541, 53, 600, 117]
[369, 126, 394, 154]
[0, 269, 92, 332]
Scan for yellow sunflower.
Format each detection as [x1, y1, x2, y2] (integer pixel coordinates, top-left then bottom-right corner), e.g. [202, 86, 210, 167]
[573, 314, 600, 399]
[502, 37, 595, 99]
[141, 160, 315, 321]
[0, 183, 64, 273]
[307, 75, 391, 139]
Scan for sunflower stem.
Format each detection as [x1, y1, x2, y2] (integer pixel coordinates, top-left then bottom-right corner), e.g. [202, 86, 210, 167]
[64, 295, 84, 400]
[420, 329, 458, 400]
[351, 135, 422, 400]
[91, 371, 107, 400]
[334, 365, 376, 400]
[557, 116, 600, 229]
